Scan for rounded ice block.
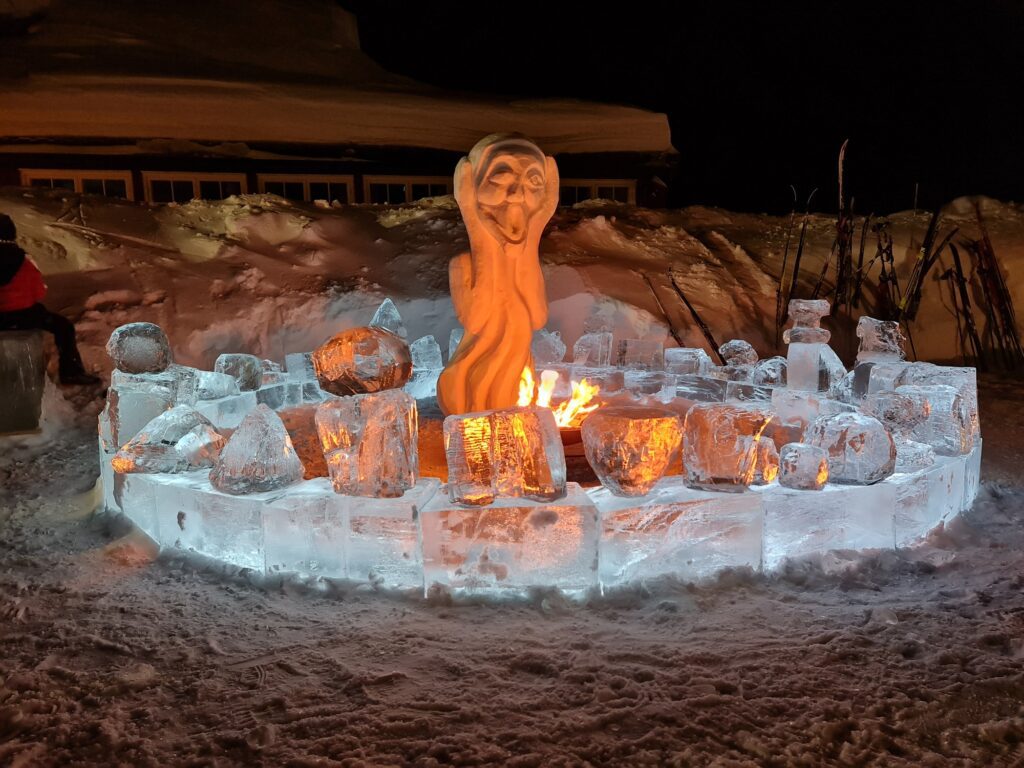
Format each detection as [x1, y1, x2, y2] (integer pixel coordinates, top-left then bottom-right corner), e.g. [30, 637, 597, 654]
[582, 406, 682, 497]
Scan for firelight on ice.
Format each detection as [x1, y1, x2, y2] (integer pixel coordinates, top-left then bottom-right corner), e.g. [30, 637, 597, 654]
[516, 366, 601, 428]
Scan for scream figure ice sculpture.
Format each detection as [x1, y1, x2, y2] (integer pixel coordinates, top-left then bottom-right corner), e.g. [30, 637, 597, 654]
[437, 134, 560, 415]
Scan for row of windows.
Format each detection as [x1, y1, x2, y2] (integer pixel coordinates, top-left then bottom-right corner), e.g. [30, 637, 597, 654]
[18, 169, 636, 206]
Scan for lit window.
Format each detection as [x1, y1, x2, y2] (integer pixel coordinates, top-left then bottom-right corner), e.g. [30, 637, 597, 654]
[19, 169, 134, 199]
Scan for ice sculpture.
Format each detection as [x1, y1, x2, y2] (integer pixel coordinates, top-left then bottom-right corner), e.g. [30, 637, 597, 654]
[209, 404, 304, 495]
[783, 299, 831, 344]
[855, 316, 906, 364]
[106, 322, 171, 373]
[0, 330, 45, 433]
[532, 329, 567, 365]
[682, 403, 775, 491]
[444, 406, 566, 505]
[898, 363, 979, 440]
[719, 339, 757, 382]
[312, 326, 412, 396]
[196, 370, 240, 400]
[664, 347, 712, 375]
[112, 406, 225, 474]
[438, 134, 559, 415]
[214, 353, 261, 391]
[369, 298, 407, 339]
[777, 443, 829, 490]
[315, 389, 418, 497]
[581, 406, 683, 496]
[807, 412, 895, 484]
[861, 391, 934, 472]
[573, 331, 613, 367]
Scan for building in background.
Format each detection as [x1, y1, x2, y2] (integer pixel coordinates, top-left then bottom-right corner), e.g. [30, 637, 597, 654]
[0, 1, 675, 207]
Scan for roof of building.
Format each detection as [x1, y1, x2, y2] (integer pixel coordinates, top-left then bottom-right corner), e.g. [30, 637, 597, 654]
[0, 0, 675, 155]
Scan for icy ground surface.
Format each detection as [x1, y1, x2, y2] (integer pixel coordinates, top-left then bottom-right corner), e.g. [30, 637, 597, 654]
[1, 378, 1022, 765]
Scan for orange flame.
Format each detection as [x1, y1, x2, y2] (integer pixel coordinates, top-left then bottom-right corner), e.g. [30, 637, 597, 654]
[517, 366, 601, 428]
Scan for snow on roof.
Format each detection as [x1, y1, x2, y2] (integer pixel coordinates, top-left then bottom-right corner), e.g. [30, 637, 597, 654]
[0, 0, 674, 155]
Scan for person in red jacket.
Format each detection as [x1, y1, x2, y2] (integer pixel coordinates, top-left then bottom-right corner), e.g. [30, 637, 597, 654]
[0, 214, 100, 386]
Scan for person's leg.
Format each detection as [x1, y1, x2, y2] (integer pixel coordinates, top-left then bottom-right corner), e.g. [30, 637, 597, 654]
[0, 303, 92, 382]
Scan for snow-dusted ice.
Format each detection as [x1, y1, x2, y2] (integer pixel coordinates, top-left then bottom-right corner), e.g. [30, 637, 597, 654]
[590, 477, 763, 587]
[369, 297, 407, 339]
[807, 412, 896, 485]
[312, 326, 412, 396]
[531, 329, 566, 365]
[444, 406, 566, 506]
[777, 443, 829, 490]
[581, 406, 682, 497]
[112, 405, 224, 474]
[420, 483, 598, 597]
[214, 353, 261, 391]
[573, 331, 613, 367]
[0, 330, 45, 433]
[106, 322, 172, 374]
[209, 404, 304, 495]
[315, 389, 418, 498]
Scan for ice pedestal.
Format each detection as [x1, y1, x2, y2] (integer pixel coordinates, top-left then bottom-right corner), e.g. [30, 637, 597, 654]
[420, 483, 598, 597]
[0, 330, 45, 433]
[348, 479, 440, 588]
[884, 456, 966, 546]
[264, 479, 346, 577]
[786, 342, 825, 392]
[590, 478, 763, 587]
[759, 482, 897, 570]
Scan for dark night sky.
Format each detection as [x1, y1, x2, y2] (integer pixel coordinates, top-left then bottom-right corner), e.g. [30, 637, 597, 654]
[345, 0, 1024, 214]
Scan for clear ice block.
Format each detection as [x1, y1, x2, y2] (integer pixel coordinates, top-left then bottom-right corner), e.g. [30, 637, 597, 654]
[786, 342, 825, 392]
[664, 347, 712, 376]
[448, 327, 464, 362]
[209, 404, 305, 495]
[884, 456, 966, 547]
[410, 335, 443, 370]
[347, 478, 441, 588]
[573, 331, 613, 367]
[581, 406, 682, 497]
[807, 412, 896, 485]
[675, 374, 727, 403]
[760, 481, 897, 570]
[99, 382, 175, 451]
[419, 483, 599, 597]
[569, 366, 624, 394]
[532, 329, 567, 365]
[590, 477, 763, 587]
[369, 297, 407, 339]
[898, 363, 980, 440]
[444, 406, 566, 505]
[682, 403, 776, 492]
[312, 326, 412, 396]
[112, 405, 225, 474]
[752, 356, 787, 387]
[855, 316, 906, 364]
[196, 370, 241, 400]
[214, 353, 261, 391]
[624, 370, 676, 396]
[193, 391, 258, 430]
[718, 339, 758, 366]
[315, 389, 418, 497]
[263, 478, 347, 577]
[725, 381, 775, 403]
[617, 339, 664, 370]
[895, 384, 973, 456]
[777, 443, 829, 490]
[106, 322, 171, 374]
[256, 381, 289, 410]
[0, 330, 45, 433]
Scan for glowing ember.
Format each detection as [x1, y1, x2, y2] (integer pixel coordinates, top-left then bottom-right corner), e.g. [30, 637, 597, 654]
[516, 366, 601, 428]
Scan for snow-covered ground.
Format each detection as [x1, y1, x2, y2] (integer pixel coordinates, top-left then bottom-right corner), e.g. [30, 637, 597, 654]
[3, 190, 1024, 764]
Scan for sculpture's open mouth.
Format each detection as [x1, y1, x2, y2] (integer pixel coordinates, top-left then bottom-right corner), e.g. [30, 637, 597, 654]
[516, 365, 601, 428]
[481, 204, 528, 243]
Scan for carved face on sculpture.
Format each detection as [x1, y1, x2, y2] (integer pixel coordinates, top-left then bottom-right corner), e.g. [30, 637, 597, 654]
[471, 137, 548, 245]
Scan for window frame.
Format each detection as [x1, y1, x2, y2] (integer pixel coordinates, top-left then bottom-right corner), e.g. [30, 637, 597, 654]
[19, 168, 135, 200]
[256, 173, 355, 203]
[141, 171, 249, 203]
[559, 178, 637, 205]
[363, 175, 452, 205]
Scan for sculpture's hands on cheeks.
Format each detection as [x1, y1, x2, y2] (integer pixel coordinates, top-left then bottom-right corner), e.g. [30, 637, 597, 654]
[453, 159, 495, 334]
